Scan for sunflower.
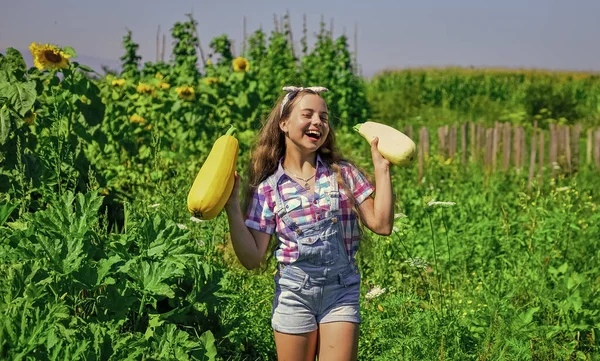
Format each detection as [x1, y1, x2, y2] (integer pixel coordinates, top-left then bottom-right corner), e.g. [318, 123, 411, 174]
[157, 81, 171, 89]
[29, 42, 71, 71]
[203, 77, 220, 86]
[136, 83, 155, 96]
[175, 86, 195, 101]
[112, 78, 126, 87]
[130, 114, 146, 124]
[232, 57, 250, 72]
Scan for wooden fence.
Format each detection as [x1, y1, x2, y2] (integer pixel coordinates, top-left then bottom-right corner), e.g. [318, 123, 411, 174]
[409, 122, 600, 187]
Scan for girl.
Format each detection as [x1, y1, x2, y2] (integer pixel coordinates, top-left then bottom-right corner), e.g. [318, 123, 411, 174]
[224, 86, 394, 361]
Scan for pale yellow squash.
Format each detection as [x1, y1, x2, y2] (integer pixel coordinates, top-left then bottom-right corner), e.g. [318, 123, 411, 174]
[353, 121, 417, 167]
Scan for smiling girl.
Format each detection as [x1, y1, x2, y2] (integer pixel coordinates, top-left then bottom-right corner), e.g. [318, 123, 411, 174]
[224, 86, 394, 361]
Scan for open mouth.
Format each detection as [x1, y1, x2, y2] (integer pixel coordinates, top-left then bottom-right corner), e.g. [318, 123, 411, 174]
[305, 129, 321, 141]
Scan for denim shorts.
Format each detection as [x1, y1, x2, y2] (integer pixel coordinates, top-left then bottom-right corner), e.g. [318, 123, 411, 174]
[271, 264, 361, 334]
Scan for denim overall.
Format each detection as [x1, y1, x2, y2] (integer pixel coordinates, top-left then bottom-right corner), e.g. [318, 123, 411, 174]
[267, 170, 361, 334]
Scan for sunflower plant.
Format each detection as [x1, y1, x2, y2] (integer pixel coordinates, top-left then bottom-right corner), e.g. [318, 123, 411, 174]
[0, 45, 107, 211]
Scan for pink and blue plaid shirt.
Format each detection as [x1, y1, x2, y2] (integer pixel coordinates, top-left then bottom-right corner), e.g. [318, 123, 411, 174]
[244, 154, 374, 264]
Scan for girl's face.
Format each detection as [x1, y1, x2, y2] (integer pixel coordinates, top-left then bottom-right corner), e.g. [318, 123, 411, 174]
[280, 93, 330, 154]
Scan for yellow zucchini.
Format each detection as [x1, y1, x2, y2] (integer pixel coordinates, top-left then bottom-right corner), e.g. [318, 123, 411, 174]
[353, 121, 417, 167]
[187, 126, 239, 219]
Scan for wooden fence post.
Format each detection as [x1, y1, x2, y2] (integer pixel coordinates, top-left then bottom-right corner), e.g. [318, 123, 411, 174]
[470, 123, 476, 163]
[503, 122, 511, 172]
[538, 129, 545, 183]
[587, 128, 593, 166]
[418, 127, 429, 182]
[448, 125, 457, 159]
[461, 123, 468, 164]
[478, 125, 485, 164]
[595, 129, 600, 170]
[564, 126, 572, 174]
[485, 128, 494, 172]
[438, 126, 448, 158]
[528, 121, 538, 189]
[404, 125, 414, 140]
[550, 124, 558, 177]
[513, 125, 521, 170]
[520, 127, 527, 171]
[492, 122, 501, 172]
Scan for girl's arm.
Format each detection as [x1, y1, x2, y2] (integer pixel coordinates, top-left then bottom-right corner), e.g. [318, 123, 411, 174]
[357, 137, 394, 236]
[224, 172, 271, 270]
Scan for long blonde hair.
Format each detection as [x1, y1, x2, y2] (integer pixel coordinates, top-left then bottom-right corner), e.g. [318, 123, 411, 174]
[242, 89, 369, 237]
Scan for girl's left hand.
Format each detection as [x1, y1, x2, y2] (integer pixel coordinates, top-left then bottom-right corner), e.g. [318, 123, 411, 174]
[370, 137, 390, 170]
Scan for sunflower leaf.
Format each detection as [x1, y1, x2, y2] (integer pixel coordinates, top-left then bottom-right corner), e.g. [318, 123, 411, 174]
[0, 81, 36, 117]
[62, 46, 77, 58]
[0, 105, 11, 144]
[0, 48, 26, 74]
[74, 63, 95, 73]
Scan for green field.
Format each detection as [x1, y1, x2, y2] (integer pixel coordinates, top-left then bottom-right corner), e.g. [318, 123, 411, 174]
[1, 15, 599, 361]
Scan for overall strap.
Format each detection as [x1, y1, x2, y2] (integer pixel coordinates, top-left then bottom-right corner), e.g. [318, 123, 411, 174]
[328, 166, 341, 213]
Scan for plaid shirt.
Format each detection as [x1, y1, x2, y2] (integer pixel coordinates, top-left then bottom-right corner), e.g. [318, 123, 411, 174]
[244, 154, 374, 264]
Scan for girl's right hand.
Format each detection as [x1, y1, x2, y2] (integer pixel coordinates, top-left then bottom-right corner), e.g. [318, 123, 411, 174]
[225, 171, 241, 211]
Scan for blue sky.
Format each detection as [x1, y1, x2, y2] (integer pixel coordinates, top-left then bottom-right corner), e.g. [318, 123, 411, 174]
[2, 0, 599, 77]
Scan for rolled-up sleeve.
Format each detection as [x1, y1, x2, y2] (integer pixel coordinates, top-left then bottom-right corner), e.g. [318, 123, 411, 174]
[244, 183, 276, 235]
[342, 162, 374, 205]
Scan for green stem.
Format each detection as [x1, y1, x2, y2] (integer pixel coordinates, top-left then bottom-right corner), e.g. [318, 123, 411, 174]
[136, 294, 146, 331]
[396, 233, 436, 310]
[225, 125, 237, 136]
[441, 208, 454, 315]
[428, 211, 446, 318]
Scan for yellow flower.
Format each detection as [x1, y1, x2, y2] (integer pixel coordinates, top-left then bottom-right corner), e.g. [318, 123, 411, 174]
[157, 81, 170, 89]
[155, 72, 164, 80]
[206, 59, 212, 66]
[130, 114, 145, 124]
[203, 77, 220, 86]
[112, 78, 126, 87]
[136, 83, 155, 96]
[232, 57, 250, 72]
[28, 42, 71, 71]
[175, 86, 195, 101]
[24, 111, 37, 125]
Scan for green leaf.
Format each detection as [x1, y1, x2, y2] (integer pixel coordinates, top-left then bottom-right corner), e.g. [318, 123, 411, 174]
[62, 46, 77, 58]
[69, 73, 105, 126]
[567, 292, 582, 312]
[0, 199, 18, 226]
[0, 81, 36, 116]
[6, 221, 27, 230]
[121, 259, 183, 298]
[0, 105, 10, 144]
[96, 255, 122, 286]
[74, 62, 94, 73]
[557, 262, 568, 274]
[0, 48, 27, 73]
[517, 306, 539, 328]
[199, 330, 217, 361]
